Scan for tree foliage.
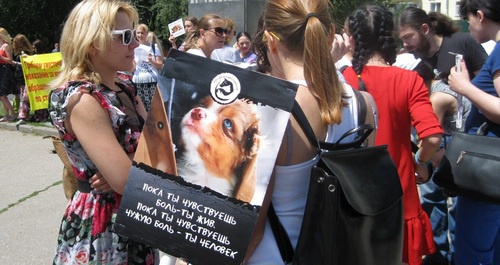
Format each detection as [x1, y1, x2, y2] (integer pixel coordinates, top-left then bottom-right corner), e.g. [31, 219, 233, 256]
[0, 0, 79, 53]
[131, 0, 189, 45]
[0, 0, 188, 52]
[0, 0, 401, 53]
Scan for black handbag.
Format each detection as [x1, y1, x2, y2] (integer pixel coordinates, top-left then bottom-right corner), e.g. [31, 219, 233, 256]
[268, 94, 404, 265]
[433, 122, 500, 204]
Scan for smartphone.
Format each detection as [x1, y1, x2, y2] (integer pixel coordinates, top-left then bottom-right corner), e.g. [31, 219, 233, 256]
[450, 52, 464, 129]
[454, 53, 463, 73]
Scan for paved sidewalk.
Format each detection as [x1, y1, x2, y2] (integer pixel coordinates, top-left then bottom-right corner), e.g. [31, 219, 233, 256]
[0, 124, 67, 264]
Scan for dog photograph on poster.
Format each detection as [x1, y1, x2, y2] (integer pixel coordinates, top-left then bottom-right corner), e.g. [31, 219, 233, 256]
[158, 49, 298, 206]
[177, 95, 261, 203]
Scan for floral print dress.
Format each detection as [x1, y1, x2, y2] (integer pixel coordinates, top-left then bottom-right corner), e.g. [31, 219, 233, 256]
[49, 80, 156, 265]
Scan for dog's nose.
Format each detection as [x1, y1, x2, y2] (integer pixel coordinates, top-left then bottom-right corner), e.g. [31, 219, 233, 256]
[191, 108, 206, 120]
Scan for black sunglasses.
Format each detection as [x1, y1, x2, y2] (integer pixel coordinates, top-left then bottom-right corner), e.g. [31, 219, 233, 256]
[207, 27, 228, 37]
[111, 29, 137, 45]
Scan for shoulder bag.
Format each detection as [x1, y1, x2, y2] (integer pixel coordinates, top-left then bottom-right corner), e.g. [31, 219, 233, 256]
[433, 121, 500, 204]
[268, 90, 404, 265]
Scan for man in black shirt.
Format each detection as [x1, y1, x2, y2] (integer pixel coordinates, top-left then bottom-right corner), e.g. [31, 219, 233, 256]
[397, 7, 486, 82]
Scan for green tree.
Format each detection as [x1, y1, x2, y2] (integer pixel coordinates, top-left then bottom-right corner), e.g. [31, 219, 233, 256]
[131, 0, 189, 46]
[0, 0, 79, 52]
[0, 0, 188, 52]
[0, 0, 406, 53]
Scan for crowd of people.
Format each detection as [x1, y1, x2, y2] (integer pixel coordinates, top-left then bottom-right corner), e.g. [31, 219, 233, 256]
[0, 6, 260, 127]
[1, 0, 494, 264]
[0, 28, 52, 125]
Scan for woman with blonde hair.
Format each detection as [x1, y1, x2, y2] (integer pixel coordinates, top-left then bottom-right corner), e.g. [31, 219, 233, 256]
[49, 0, 154, 263]
[0, 29, 16, 122]
[246, 0, 369, 263]
[211, 17, 239, 62]
[146, 31, 164, 61]
[133, 23, 163, 112]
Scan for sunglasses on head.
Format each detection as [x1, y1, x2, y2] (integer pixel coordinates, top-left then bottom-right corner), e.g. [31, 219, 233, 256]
[111, 29, 137, 45]
[207, 27, 228, 37]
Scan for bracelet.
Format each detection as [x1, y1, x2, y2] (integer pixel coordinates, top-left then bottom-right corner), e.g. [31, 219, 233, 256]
[415, 149, 431, 167]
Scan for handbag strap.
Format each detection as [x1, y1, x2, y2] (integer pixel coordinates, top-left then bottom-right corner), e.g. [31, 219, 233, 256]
[115, 83, 146, 128]
[266, 102, 314, 263]
[354, 89, 367, 128]
[292, 101, 321, 150]
[292, 92, 374, 151]
[268, 202, 295, 262]
[477, 121, 495, 135]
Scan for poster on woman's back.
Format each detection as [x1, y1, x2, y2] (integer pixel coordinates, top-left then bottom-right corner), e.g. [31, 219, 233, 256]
[114, 49, 298, 265]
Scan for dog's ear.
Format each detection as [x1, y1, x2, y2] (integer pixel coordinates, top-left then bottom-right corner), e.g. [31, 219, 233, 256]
[243, 123, 260, 159]
[234, 119, 260, 202]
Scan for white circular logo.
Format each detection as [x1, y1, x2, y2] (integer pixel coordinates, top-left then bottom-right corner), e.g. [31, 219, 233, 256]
[210, 73, 241, 104]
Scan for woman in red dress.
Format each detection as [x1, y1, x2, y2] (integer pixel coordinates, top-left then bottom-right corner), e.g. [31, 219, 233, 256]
[342, 5, 443, 265]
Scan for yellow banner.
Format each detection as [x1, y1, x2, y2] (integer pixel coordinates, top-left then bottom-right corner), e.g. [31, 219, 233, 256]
[21, 52, 62, 111]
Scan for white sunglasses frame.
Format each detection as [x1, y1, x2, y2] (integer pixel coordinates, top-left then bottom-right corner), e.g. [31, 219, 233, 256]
[111, 29, 137, 45]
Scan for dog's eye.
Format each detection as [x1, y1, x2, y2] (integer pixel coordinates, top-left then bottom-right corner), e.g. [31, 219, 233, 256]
[223, 119, 233, 129]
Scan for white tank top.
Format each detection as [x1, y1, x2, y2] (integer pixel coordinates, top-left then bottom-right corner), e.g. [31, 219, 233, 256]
[248, 80, 359, 264]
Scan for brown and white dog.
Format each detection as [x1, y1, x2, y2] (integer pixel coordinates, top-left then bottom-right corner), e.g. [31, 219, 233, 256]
[177, 96, 260, 202]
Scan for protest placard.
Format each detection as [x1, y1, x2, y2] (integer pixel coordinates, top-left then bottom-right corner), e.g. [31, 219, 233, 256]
[21, 52, 62, 110]
[114, 49, 298, 264]
[168, 18, 186, 38]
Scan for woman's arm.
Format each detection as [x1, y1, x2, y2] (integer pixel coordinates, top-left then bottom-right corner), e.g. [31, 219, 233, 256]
[414, 133, 442, 183]
[67, 92, 132, 194]
[169, 36, 178, 50]
[449, 60, 500, 124]
[148, 53, 163, 70]
[430, 91, 457, 125]
[427, 91, 456, 168]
